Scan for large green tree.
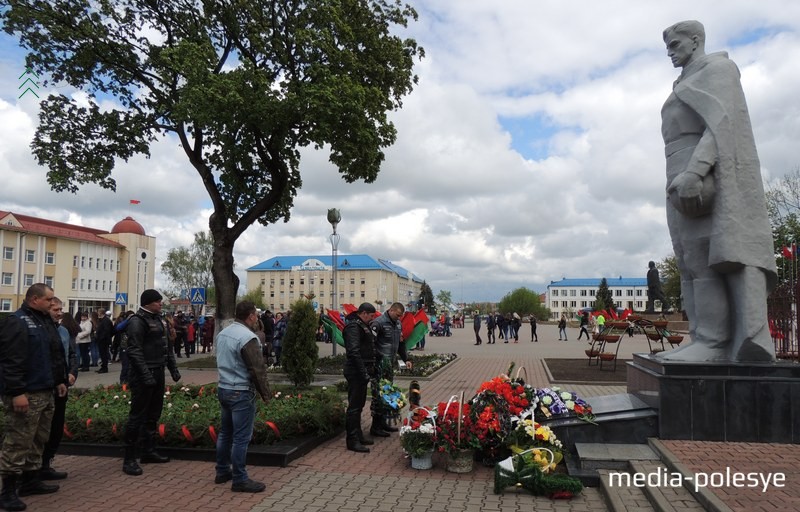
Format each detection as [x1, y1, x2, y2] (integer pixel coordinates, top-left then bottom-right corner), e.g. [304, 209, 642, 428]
[161, 231, 215, 294]
[436, 290, 453, 309]
[3, 0, 422, 320]
[497, 287, 547, 318]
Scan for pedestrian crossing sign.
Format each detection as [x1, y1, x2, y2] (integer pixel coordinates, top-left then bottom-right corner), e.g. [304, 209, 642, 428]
[115, 293, 128, 305]
[190, 287, 206, 305]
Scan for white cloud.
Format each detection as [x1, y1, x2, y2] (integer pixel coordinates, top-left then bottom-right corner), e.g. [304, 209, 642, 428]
[1, 1, 798, 302]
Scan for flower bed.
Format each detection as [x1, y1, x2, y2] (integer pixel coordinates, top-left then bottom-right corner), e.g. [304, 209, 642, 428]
[0, 383, 345, 449]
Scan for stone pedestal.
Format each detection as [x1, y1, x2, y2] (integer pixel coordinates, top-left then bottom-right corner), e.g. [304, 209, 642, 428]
[627, 353, 800, 443]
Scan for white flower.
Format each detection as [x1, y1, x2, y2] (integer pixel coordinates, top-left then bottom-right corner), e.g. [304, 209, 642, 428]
[165, 390, 171, 396]
[419, 423, 435, 435]
[192, 403, 200, 409]
[167, 403, 173, 408]
[322, 386, 327, 391]
[128, 401, 132, 405]
[93, 403, 99, 409]
[113, 395, 119, 400]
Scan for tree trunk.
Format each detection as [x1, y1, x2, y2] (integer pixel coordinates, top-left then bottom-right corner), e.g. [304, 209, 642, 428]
[209, 214, 238, 323]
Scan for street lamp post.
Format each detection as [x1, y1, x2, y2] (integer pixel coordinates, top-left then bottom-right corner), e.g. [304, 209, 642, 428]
[327, 208, 341, 356]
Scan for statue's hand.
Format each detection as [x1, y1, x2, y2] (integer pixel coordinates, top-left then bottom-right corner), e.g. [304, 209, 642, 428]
[668, 171, 704, 215]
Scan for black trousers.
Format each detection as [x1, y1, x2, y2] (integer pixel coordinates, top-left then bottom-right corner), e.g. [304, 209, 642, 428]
[124, 368, 166, 450]
[42, 390, 68, 463]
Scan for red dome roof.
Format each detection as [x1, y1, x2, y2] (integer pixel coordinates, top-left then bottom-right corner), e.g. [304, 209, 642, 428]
[111, 216, 146, 235]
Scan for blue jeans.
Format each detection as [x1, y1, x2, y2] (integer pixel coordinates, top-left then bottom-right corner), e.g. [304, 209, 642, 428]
[216, 388, 256, 484]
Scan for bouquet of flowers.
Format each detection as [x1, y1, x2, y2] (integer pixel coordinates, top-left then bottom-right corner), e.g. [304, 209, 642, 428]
[505, 418, 564, 470]
[535, 387, 595, 424]
[399, 407, 437, 457]
[378, 379, 407, 421]
[435, 398, 480, 455]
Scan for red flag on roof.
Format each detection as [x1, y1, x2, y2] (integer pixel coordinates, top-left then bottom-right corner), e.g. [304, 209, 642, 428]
[129, 199, 141, 204]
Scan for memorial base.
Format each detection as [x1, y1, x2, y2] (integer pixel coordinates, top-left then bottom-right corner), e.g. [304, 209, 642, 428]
[627, 353, 800, 443]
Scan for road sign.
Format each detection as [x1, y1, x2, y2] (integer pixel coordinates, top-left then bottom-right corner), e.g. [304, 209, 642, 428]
[190, 287, 206, 305]
[115, 293, 128, 305]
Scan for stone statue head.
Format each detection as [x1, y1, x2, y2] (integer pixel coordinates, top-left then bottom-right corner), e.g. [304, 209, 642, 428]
[663, 20, 706, 68]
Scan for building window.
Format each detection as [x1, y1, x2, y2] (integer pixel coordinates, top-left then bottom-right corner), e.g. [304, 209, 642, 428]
[44, 276, 54, 288]
[615, 290, 622, 296]
[87, 280, 92, 290]
[552, 290, 559, 297]
[320, 278, 325, 285]
[89, 257, 93, 269]
[270, 291, 275, 298]
[570, 290, 576, 296]
[551, 301, 557, 308]
[360, 278, 366, 285]
[581, 301, 587, 308]
[3, 247, 12, 260]
[561, 301, 568, 308]
[80, 279, 85, 290]
[95, 280, 99, 290]
[280, 278, 285, 286]
[626, 290, 634, 296]
[360, 291, 365, 298]
[45, 252, 55, 265]
[1, 272, 12, 286]
[350, 291, 355, 298]
[24, 274, 34, 286]
[636, 290, 643, 296]
[300, 278, 305, 285]
[570, 301, 577, 308]
[25, 249, 35, 263]
[116, 260, 120, 272]
[579, 290, 586, 296]
[102, 281, 106, 291]
[350, 278, 355, 285]
[72, 278, 77, 290]
[589, 290, 595, 296]
[81, 256, 85, 268]
[103, 259, 108, 270]
[289, 279, 294, 287]
[636, 301, 643, 309]
[73, 255, 78, 267]
[0, 299, 11, 311]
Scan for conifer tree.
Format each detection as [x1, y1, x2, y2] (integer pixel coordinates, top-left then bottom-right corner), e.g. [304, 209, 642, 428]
[281, 299, 319, 388]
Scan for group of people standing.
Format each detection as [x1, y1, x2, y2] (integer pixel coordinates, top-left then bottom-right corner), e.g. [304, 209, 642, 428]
[472, 312, 530, 344]
[343, 302, 414, 453]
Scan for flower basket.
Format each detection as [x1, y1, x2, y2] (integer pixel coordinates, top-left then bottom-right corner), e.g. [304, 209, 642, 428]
[647, 333, 662, 341]
[602, 335, 620, 343]
[585, 349, 600, 357]
[609, 321, 628, 329]
[445, 447, 474, 473]
[411, 450, 434, 470]
[666, 335, 684, 344]
[599, 353, 616, 361]
[652, 320, 668, 328]
[400, 407, 437, 463]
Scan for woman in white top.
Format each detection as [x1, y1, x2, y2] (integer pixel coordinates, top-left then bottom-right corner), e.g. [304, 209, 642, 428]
[76, 311, 93, 371]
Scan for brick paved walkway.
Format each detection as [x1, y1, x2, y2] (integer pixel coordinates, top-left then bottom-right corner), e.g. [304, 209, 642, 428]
[18, 324, 799, 511]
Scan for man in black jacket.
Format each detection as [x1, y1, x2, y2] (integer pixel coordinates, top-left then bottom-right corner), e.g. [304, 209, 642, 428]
[369, 302, 412, 437]
[122, 289, 181, 476]
[343, 303, 377, 453]
[95, 307, 114, 373]
[0, 283, 67, 511]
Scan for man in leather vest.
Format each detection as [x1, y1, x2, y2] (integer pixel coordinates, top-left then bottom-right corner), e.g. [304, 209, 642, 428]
[369, 302, 412, 437]
[122, 289, 181, 476]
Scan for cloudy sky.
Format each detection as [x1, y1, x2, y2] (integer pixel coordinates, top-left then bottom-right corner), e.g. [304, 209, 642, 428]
[1, 1, 799, 302]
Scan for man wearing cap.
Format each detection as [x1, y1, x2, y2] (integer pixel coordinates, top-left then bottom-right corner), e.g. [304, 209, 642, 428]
[122, 289, 181, 476]
[343, 302, 377, 453]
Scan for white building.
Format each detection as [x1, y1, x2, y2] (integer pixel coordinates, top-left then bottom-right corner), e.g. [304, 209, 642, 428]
[546, 277, 649, 320]
[246, 254, 424, 313]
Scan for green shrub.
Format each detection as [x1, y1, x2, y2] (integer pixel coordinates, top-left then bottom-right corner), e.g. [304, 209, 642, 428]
[281, 299, 319, 387]
[0, 383, 345, 448]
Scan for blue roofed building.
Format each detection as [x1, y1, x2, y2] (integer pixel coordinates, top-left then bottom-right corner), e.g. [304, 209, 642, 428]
[546, 276, 649, 320]
[246, 254, 425, 313]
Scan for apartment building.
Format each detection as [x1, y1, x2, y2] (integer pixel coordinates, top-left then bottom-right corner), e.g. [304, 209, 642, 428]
[546, 277, 649, 320]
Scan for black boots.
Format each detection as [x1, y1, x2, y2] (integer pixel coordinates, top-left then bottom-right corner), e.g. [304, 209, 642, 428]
[346, 412, 370, 453]
[39, 459, 67, 480]
[141, 437, 170, 463]
[382, 418, 399, 433]
[0, 475, 26, 511]
[17, 471, 58, 497]
[122, 446, 143, 476]
[369, 417, 390, 438]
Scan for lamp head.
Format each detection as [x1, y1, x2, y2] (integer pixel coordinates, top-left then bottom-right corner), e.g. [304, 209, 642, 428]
[327, 208, 341, 233]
